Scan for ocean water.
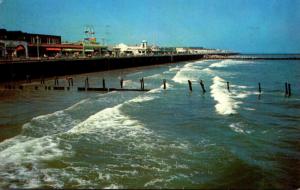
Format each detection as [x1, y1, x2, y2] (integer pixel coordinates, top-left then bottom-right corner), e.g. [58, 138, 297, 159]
[0, 58, 299, 189]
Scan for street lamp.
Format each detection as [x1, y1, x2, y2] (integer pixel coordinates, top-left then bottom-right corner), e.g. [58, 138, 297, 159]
[36, 36, 40, 59]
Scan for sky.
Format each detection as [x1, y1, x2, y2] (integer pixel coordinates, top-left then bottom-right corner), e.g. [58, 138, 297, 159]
[0, 0, 300, 53]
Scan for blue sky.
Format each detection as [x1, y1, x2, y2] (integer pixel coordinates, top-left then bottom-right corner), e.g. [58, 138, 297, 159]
[0, 0, 300, 53]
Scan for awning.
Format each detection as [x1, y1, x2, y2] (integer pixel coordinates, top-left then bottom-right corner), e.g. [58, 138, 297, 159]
[62, 48, 83, 52]
[46, 48, 61, 51]
[16, 46, 25, 51]
[84, 49, 94, 52]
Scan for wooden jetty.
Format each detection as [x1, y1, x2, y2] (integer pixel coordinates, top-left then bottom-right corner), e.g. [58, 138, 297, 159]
[77, 87, 150, 92]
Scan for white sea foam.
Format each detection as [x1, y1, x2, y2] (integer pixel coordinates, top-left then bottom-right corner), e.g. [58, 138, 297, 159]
[144, 73, 162, 79]
[172, 62, 204, 83]
[104, 184, 123, 189]
[210, 76, 241, 115]
[0, 135, 68, 188]
[210, 76, 257, 115]
[209, 59, 254, 68]
[244, 107, 255, 111]
[68, 92, 158, 135]
[229, 123, 252, 134]
[168, 66, 181, 72]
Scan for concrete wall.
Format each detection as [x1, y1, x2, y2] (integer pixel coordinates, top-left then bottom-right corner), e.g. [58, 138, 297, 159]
[0, 54, 203, 82]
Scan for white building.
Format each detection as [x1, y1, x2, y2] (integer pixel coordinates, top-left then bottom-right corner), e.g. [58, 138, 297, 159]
[114, 40, 151, 56]
[176, 47, 188, 54]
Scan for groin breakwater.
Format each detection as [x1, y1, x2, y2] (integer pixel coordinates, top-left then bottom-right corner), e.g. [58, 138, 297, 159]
[0, 54, 203, 82]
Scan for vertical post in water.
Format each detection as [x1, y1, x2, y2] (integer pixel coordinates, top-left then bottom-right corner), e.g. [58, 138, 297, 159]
[288, 83, 291, 97]
[120, 78, 124, 89]
[140, 78, 144, 90]
[227, 81, 230, 92]
[85, 77, 89, 88]
[258, 82, 262, 94]
[200, 80, 206, 93]
[163, 79, 166, 90]
[188, 80, 192, 92]
[285, 82, 288, 97]
[102, 78, 106, 89]
[71, 78, 73, 86]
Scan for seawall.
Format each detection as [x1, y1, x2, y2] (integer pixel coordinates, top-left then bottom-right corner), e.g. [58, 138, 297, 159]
[0, 54, 203, 82]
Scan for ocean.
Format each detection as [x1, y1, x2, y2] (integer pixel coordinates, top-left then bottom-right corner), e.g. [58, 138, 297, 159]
[0, 58, 299, 189]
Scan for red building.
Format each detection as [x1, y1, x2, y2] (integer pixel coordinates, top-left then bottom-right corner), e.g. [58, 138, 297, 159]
[0, 29, 83, 58]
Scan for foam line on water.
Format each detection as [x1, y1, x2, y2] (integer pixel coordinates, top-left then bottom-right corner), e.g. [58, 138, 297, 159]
[210, 76, 258, 115]
[172, 61, 205, 84]
[209, 59, 254, 68]
[0, 135, 69, 188]
[229, 122, 252, 134]
[21, 92, 117, 137]
[210, 76, 241, 115]
[68, 92, 159, 134]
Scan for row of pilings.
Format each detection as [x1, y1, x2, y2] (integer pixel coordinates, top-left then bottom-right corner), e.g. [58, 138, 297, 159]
[3, 76, 295, 98]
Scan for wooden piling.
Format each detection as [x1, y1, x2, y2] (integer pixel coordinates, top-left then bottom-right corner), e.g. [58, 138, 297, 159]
[120, 78, 124, 89]
[188, 80, 192, 92]
[85, 77, 89, 88]
[200, 80, 206, 93]
[35, 86, 38, 90]
[288, 83, 291, 97]
[140, 78, 144, 90]
[285, 82, 288, 96]
[227, 82, 230, 92]
[163, 79, 166, 89]
[258, 82, 262, 94]
[102, 78, 106, 89]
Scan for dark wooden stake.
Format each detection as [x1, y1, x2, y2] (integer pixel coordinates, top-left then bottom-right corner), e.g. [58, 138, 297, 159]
[200, 80, 206, 93]
[140, 78, 144, 90]
[120, 78, 124, 89]
[288, 83, 291, 97]
[188, 80, 192, 92]
[258, 82, 262, 94]
[85, 77, 89, 88]
[163, 79, 166, 90]
[102, 78, 106, 88]
[227, 81, 230, 92]
[285, 82, 288, 96]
